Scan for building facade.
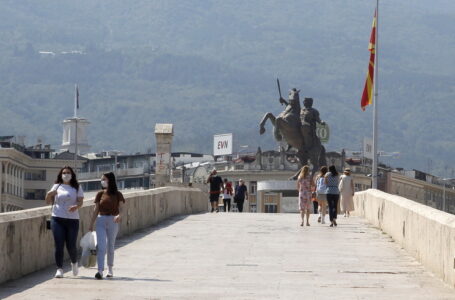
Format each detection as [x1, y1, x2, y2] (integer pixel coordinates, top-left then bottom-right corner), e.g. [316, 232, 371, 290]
[0, 146, 83, 212]
[183, 148, 453, 214]
[78, 152, 213, 192]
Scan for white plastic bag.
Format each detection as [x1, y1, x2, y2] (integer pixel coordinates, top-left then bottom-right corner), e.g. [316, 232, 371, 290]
[80, 231, 97, 249]
[80, 231, 97, 268]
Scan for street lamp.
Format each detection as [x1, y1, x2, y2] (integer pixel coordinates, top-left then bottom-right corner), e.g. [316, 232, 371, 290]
[441, 178, 454, 212]
[110, 150, 122, 176]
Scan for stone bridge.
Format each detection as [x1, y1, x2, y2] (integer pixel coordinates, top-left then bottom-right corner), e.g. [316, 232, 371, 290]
[0, 188, 454, 299]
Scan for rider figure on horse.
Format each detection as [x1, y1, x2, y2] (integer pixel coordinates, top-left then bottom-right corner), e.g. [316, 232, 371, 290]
[259, 83, 327, 174]
[300, 97, 325, 152]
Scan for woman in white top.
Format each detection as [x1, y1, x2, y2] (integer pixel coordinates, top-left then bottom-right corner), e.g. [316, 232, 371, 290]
[339, 168, 355, 217]
[45, 166, 84, 278]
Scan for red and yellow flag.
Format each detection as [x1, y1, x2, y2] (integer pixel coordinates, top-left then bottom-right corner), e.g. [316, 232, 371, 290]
[361, 10, 377, 111]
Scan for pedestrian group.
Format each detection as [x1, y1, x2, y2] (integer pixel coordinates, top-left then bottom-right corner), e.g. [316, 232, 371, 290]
[299, 164, 355, 227]
[46, 166, 124, 280]
[45, 164, 353, 280]
[207, 168, 248, 213]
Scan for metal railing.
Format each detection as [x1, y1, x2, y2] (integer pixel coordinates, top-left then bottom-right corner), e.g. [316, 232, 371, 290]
[78, 167, 146, 180]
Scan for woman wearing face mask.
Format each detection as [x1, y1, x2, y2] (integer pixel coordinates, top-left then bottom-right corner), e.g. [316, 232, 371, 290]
[88, 172, 125, 279]
[45, 166, 84, 278]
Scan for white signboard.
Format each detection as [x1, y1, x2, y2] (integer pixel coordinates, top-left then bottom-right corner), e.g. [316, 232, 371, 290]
[363, 137, 374, 160]
[213, 133, 233, 156]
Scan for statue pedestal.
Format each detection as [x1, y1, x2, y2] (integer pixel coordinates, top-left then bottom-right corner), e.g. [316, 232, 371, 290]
[257, 180, 299, 213]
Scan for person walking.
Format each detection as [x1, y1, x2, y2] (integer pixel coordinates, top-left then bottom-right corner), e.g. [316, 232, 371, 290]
[45, 166, 84, 278]
[88, 172, 125, 279]
[314, 166, 328, 224]
[234, 179, 248, 212]
[207, 169, 223, 213]
[339, 168, 355, 217]
[297, 165, 312, 226]
[325, 165, 340, 227]
[222, 178, 233, 212]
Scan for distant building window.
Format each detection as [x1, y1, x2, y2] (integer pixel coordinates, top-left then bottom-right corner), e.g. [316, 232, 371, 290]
[355, 183, 365, 192]
[25, 170, 46, 181]
[282, 190, 298, 197]
[133, 162, 144, 168]
[264, 204, 278, 213]
[97, 165, 112, 172]
[250, 182, 257, 195]
[24, 189, 46, 200]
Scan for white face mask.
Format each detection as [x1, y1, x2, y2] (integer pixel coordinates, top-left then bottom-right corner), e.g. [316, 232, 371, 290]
[101, 180, 108, 188]
[62, 174, 72, 182]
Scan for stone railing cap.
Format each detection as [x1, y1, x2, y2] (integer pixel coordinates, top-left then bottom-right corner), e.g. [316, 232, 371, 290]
[154, 124, 174, 134]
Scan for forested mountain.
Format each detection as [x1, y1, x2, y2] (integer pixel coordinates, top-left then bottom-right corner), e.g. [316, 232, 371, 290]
[0, 0, 454, 176]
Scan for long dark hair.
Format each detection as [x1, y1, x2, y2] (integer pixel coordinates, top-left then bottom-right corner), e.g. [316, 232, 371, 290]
[328, 165, 338, 176]
[103, 172, 118, 195]
[55, 165, 79, 190]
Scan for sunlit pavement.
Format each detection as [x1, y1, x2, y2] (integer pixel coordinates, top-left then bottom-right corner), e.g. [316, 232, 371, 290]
[1, 213, 453, 299]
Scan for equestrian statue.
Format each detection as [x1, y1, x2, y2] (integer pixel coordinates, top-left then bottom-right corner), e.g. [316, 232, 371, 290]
[259, 80, 327, 175]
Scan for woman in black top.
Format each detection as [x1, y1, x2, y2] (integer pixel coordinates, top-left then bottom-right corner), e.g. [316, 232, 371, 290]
[325, 165, 340, 227]
[234, 179, 248, 212]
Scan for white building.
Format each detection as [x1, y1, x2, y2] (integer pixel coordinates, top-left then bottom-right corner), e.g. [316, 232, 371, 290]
[60, 117, 90, 155]
[0, 137, 85, 212]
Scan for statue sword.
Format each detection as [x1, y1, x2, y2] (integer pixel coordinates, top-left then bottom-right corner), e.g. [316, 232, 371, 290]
[277, 78, 284, 105]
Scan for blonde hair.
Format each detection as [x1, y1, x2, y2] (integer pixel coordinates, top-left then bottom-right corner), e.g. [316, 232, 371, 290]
[298, 165, 310, 180]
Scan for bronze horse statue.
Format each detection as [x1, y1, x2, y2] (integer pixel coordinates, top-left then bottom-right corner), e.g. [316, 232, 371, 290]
[259, 88, 326, 175]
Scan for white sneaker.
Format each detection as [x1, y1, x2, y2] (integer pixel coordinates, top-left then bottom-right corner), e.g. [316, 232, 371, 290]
[107, 266, 113, 278]
[55, 268, 64, 278]
[71, 262, 79, 276]
[321, 217, 326, 224]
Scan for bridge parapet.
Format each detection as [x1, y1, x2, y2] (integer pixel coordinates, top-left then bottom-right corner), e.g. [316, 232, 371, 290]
[0, 187, 206, 284]
[354, 189, 455, 288]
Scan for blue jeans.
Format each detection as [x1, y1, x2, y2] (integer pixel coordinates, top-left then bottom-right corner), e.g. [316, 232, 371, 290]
[96, 215, 119, 272]
[51, 217, 79, 268]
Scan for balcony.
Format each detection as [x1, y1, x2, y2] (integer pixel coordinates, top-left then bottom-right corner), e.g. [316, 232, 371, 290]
[78, 167, 147, 180]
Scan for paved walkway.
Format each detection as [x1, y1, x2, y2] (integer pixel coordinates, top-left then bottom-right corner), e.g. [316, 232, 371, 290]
[0, 213, 454, 299]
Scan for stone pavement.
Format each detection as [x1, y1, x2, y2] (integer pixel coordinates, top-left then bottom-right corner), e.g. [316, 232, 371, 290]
[0, 213, 454, 299]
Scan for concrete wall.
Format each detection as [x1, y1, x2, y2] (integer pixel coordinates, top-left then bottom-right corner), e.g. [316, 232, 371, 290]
[281, 197, 298, 213]
[354, 189, 455, 288]
[0, 187, 207, 284]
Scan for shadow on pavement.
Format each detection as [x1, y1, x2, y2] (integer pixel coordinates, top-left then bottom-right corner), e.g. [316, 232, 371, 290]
[0, 214, 193, 299]
[68, 276, 172, 282]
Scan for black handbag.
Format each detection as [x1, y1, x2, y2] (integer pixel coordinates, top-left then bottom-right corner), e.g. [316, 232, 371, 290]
[46, 218, 52, 230]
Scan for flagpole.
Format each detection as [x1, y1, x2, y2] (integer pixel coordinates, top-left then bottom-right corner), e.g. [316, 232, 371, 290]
[74, 84, 78, 118]
[372, 0, 379, 189]
[74, 84, 78, 176]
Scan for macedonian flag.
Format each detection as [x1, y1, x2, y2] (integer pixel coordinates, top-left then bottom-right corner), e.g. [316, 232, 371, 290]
[361, 10, 377, 111]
